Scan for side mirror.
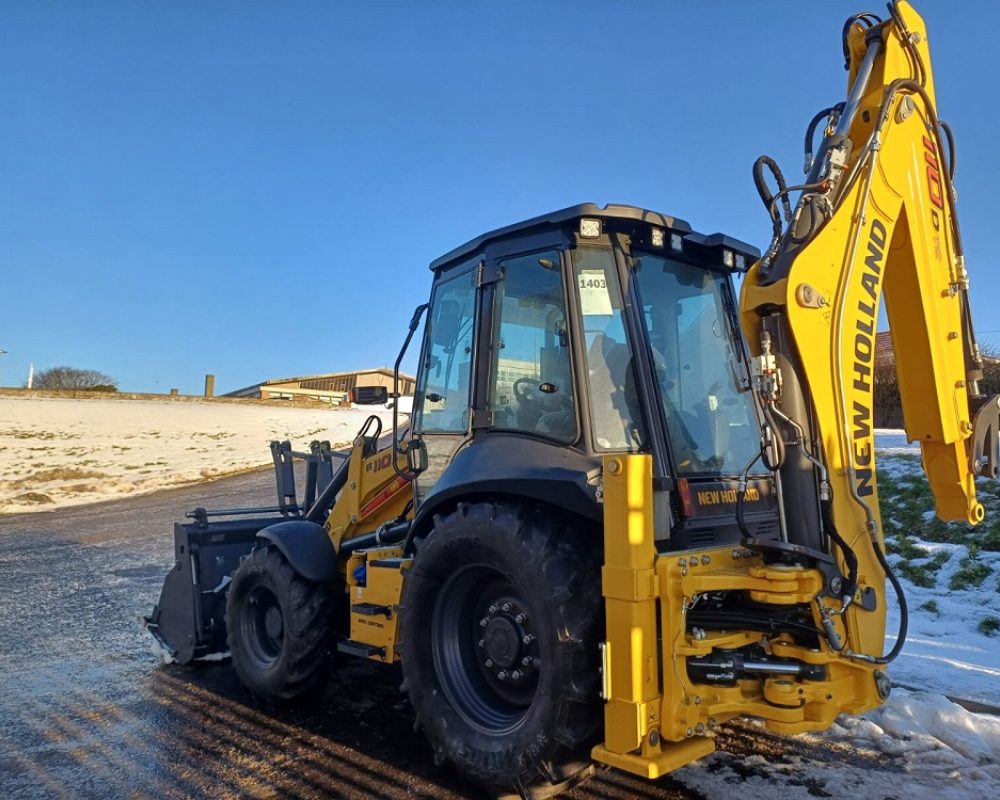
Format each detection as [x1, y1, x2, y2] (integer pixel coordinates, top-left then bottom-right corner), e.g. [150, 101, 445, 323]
[352, 385, 389, 405]
[406, 438, 428, 474]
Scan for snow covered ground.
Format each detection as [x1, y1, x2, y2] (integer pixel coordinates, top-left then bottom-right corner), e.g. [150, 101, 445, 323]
[875, 426, 921, 455]
[679, 690, 1000, 799]
[0, 395, 393, 514]
[1, 402, 997, 791]
[872, 435, 1000, 708]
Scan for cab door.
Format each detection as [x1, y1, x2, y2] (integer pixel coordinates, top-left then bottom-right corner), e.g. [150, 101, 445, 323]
[410, 259, 479, 506]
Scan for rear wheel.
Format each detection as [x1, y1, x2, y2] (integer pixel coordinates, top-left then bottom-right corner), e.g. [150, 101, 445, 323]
[399, 501, 602, 798]
[226, 545, 336, 700]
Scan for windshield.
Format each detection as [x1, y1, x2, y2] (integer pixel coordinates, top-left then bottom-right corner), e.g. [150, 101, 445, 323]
[571, 246, 644, 450]
[632, 252, 762, 476]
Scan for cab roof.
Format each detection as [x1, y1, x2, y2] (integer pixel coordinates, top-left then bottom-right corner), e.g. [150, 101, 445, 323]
[428, 202, 760, 272]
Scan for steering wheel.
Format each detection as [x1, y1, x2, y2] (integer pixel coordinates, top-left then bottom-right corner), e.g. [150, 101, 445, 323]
[513, 377, 542, 407]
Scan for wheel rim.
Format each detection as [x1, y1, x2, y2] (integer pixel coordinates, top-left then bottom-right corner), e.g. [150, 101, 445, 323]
[241, 584, 284, 670]
[431, 564, 541, 734]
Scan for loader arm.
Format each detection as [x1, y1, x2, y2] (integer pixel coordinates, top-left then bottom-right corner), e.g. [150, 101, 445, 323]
[741, 1, 998, 660]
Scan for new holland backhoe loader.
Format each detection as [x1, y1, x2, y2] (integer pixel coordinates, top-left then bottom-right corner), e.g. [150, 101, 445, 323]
[146, 3, 998, 796]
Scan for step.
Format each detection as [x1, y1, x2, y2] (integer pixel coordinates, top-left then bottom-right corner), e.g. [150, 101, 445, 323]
[337, 639, 386, 659]
[351, 602, 392, 618]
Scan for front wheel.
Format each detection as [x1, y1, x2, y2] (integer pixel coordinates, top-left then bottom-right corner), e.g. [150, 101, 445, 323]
[226, 545, 336, 700]
[399, 502, 602, 798]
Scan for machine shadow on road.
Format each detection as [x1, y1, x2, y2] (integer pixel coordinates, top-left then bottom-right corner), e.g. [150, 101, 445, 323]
[132, 658, 707, 800]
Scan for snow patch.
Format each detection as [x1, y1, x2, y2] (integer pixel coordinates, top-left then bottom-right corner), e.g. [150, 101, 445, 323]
[678, 691, 1000, 799]
[0, 396, 395, 514]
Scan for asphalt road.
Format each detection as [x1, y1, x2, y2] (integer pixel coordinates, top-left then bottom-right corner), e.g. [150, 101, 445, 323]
[0, 470, 888, 800]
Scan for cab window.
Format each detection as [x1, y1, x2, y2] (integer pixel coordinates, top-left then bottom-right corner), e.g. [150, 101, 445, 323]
[489, 251, 577, 442]
[413, 269, 476, 434]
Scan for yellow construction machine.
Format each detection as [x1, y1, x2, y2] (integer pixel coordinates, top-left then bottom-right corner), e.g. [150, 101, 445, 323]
[147, 3, 998, 796]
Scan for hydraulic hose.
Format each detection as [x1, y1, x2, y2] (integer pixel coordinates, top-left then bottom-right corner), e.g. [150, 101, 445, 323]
[803, 103, 845, 174]
[821, 500, 858, 603]
[939, 119, 956, 180]
[869, 538, 909, 663]
[841, 12, 881, 69]
[753, 156, 792, 266]
[736, 450, 763, 540]
[843, 537, 909, 665]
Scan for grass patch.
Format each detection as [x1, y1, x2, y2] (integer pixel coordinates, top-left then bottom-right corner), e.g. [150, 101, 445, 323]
[919, 600, 939, 615]
[977, 616, 1000, 636]
[10, 467, 109, 488]
[63, 483, 99, 494]
[885, 534, 929, 560]
[895, 559, 937, 589]
[949, 545, 993, 590]
[877, 459, 1000, 551]
[11, 492, 53, 505]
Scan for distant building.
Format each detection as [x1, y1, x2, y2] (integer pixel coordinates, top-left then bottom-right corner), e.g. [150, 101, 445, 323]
[875, 330, 894, 369]
[225, 368, 416, 405]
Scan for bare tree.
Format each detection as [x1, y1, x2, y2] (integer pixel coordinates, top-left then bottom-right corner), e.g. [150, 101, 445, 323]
[28, 366, 118, 392]
[874, 343, 1000, 428]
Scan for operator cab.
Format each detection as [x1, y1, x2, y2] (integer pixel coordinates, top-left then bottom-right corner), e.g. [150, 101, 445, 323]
[404, 204, 780, 550]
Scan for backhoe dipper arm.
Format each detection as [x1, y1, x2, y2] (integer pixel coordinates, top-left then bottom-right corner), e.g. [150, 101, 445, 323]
[741, 2, 997, 661]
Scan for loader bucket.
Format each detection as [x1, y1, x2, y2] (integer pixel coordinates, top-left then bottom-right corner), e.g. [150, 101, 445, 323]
[144, 516, 280, 664]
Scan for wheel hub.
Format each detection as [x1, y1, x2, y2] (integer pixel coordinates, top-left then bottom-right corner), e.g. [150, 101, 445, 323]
[477, 598, 537, 686]
[483, 617, 519, 667]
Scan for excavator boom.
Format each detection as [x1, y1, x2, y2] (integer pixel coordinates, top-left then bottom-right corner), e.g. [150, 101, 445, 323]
[742, 1, 997, 662]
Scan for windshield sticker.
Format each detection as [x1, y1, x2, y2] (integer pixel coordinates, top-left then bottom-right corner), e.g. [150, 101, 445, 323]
[578, 270, 613, 315]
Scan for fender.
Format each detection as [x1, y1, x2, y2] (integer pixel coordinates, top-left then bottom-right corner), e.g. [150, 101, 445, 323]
[257, 520, 338, 583]
[409, 434, 602, 547]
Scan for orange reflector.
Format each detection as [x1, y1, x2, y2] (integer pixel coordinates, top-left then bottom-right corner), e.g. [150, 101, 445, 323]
[677, 478, 693, 517]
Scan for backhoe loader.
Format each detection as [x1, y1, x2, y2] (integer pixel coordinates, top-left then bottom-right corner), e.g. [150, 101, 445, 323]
[146, 2, 999, 796]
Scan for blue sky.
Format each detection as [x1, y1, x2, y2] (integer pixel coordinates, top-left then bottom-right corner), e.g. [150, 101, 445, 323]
[2, 1, 998, 394]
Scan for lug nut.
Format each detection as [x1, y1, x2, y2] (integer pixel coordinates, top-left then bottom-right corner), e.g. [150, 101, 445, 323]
[478, 639, 485, 648]
[497, 670, 508, 681]
[485, 659, 493, 668]
[515, 613, 525, 623]
[511, 670, 521, 680]
[521, 656, 532, 666]
[489, 604, 498, 614]
[480, 618, 488, 627]
[522, 634, 534, 645]
[701, 555, 711, 565]
[502, 603, 511, 612]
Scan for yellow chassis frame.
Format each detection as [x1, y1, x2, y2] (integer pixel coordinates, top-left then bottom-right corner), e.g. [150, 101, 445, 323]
[592, 455, 883, 777]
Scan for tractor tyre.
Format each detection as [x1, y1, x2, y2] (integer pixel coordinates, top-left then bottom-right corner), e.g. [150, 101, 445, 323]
[399, 501, 602, 799]
[226, 545, 336, 701]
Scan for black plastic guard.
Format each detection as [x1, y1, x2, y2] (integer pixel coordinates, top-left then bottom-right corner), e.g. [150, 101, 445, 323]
[144, 516, 278, 664]
[257, 520, 338, 584]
